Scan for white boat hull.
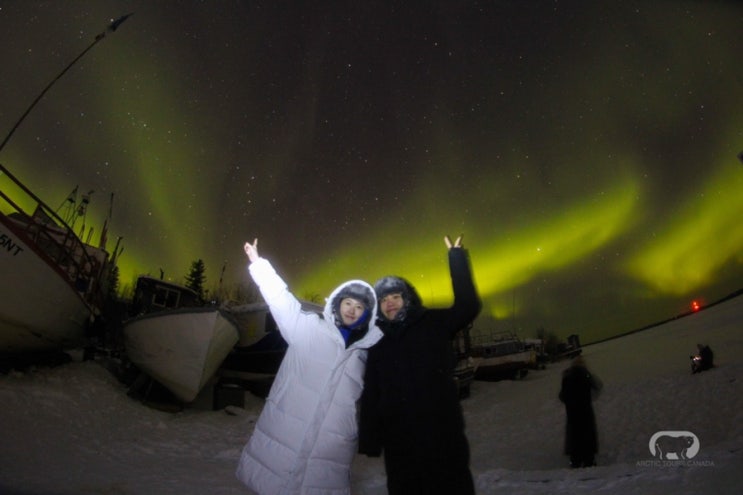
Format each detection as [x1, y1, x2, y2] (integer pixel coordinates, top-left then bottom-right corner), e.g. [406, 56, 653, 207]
[123, 308, 239, 402]
[0, 221, 91, 353]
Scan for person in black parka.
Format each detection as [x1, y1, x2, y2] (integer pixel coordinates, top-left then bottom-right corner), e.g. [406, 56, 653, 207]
[691, 343, 714, 373]
[559, 356, 602, 468]
[359, 235, 481, 495]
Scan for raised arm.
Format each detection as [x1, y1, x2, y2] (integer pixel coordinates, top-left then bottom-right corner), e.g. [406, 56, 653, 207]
[444, 234, 481, 335]
[242, 238, 314, 343]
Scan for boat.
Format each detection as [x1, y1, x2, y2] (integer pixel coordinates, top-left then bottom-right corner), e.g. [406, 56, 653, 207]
[122, 277, 239, 403]
[469, 330, 536, 381]
[217, 300, 322, 399]
[220, 301, 286, 380]
[0, 15, 130, 366]
[554, 334, 582, 361]
[452, 324, 476, 399]
[0, 164, 110, 358]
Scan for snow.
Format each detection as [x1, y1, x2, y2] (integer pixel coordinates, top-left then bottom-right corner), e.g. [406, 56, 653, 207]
[2, 295, 743, 495]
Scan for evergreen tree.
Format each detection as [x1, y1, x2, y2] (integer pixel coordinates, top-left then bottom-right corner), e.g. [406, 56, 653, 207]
[185, 259, 207, 300]
[107, 264, 120, 299]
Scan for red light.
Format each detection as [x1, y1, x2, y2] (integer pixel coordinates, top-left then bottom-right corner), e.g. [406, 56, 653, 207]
[691, 300, 700, 312]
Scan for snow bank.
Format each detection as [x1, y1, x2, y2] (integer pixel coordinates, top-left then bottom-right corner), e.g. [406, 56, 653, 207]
[2, 295, 742, 494]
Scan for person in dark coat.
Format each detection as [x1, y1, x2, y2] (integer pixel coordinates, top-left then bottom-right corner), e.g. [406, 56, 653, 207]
[559, 356, 602, 468]
[691, 343, 714, 373]
[358, 235, 481, 495]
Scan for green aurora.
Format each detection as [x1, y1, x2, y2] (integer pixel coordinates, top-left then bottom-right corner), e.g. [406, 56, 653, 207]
[1, 1, 741, 343]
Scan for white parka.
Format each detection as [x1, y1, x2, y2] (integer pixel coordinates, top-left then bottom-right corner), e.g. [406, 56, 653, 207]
[236, 257, 383, 495]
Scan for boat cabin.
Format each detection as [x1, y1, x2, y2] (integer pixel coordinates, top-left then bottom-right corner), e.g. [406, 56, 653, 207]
[130, 276, 202, 315]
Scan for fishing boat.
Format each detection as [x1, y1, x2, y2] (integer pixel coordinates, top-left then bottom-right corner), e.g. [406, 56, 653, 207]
[0, 164, 110, 357]
[0, 15, 130, 364]
[470, 330, 536, 381]
[217, 300, 322, 399]
[123, 277, 240, 403]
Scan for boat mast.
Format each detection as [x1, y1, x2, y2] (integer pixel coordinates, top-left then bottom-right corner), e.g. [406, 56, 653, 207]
[0, 13, 133, 155]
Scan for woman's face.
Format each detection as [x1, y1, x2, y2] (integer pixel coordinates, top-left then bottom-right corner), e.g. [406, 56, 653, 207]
[379, 293, 404, 321]
[339, 297, 366, 325]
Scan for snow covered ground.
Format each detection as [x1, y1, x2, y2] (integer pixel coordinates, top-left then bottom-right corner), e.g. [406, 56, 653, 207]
[2, 294, 742, 495]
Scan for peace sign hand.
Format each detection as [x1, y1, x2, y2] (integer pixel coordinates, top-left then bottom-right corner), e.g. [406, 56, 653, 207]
[444, 234, 463, 249]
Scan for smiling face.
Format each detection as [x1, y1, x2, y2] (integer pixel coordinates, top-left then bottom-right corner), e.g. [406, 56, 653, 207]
[339, 297, 367, 326]
[379, 292, 405, 321]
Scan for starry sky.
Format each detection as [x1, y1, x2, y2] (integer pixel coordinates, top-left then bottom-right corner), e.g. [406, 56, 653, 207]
[1, 1, 742, 343]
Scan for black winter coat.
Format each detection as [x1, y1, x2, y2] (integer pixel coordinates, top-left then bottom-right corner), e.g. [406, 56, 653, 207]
[359, 248, 481, 495]
[559, 364, 602, 460]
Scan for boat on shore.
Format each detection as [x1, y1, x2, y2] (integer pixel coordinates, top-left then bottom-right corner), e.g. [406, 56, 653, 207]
[220, 301, 284, 380]
[1, 15, 130, 367]
[122, 277, 240, 403]
[0, 163, 110, 359]
[124, 306, 240, 403]
[452, 324, 476, 399]
[217, 300, 322, 399]
[470, 330, 536, 381]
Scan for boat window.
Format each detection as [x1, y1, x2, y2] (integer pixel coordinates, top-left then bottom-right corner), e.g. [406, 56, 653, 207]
[152, 286, 181, 309]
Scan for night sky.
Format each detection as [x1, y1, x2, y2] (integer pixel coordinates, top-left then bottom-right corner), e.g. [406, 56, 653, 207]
[1, 1, 742, 343]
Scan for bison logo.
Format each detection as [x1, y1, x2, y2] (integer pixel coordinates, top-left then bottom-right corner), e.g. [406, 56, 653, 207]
[648, 431, 700, 460]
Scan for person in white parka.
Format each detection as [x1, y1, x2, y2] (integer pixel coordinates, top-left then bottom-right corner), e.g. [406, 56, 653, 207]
[236, 238, 383, 495]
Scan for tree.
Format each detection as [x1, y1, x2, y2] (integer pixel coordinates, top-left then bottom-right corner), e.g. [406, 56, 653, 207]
[107, 264, 120, 299]
[185, 259, 207, 300]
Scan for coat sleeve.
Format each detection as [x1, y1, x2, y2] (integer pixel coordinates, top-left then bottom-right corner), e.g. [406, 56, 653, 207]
[444, 247, 481, 337]
[248, 257, 314, 344]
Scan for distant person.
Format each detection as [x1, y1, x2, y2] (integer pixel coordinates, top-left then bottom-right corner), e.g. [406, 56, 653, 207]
[559, 356, 602, 468]
[236, 238, 383, 495]
[358, 235, 481, 495]
[691, 343, 714, 373]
